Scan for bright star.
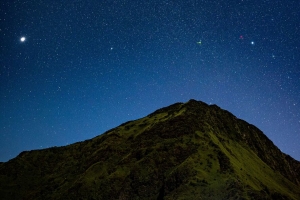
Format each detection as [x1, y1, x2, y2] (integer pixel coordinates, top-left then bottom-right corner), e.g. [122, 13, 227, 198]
[251, 41, 255, 45]
[20, 37, 26, 42]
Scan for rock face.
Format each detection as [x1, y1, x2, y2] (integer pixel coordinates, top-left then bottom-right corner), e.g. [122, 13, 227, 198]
[0, 99, 299, 199]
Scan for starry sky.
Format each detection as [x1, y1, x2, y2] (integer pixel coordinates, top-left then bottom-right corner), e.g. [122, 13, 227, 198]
[1, 0, 299, 162]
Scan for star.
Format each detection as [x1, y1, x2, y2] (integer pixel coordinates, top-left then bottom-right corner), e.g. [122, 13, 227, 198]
[20, 37, 26, 42]
[251, 41, 255, 45]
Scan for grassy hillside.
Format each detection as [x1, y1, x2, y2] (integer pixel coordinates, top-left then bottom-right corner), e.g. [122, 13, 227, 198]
[0, 99, 299, 199]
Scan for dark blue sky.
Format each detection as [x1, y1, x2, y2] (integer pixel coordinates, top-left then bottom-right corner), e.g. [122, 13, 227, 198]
[1, 0, 299, 162]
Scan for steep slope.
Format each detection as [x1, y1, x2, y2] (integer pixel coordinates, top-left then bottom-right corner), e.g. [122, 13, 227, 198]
[0, 99, 299, 199]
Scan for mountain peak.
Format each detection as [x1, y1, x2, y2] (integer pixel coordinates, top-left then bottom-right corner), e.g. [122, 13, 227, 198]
[0, 100, 299, 199]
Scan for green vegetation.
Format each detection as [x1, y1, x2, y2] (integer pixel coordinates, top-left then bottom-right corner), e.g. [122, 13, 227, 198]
[0, 99, 299, 199]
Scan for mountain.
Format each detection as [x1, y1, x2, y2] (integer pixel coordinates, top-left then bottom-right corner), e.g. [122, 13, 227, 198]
[0, 99, 299, 199]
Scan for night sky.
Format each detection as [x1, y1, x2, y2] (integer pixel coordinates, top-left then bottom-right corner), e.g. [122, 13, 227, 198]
[1, 0, 299, 162]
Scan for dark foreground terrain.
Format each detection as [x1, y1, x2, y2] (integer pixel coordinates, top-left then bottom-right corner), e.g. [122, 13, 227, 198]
[0, 99, 299, 199]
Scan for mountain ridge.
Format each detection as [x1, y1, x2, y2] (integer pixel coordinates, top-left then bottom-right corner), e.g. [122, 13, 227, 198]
[0, 99, 299, 199]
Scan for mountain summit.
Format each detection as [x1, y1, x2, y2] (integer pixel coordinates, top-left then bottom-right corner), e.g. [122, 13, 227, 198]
[1, 99, 299, 199]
